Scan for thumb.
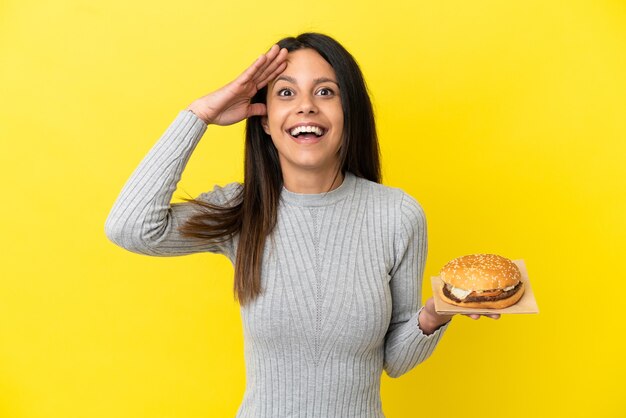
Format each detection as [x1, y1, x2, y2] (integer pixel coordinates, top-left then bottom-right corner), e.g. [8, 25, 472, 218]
[247, 103, 267, 118]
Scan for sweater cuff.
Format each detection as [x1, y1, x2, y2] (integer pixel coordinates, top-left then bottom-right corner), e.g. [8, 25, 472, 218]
[179, 109, 208, 130]
[183, 108, 209, 127]
[414, 305, 451, 337]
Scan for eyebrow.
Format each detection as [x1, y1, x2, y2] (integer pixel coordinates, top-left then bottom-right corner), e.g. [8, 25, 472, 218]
[274, 75, 339, 87]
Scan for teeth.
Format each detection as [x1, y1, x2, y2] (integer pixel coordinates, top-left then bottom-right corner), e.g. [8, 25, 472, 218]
[289, 125, 325, 137]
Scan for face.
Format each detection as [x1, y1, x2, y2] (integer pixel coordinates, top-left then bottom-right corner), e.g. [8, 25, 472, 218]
[262, 48, 344, 178]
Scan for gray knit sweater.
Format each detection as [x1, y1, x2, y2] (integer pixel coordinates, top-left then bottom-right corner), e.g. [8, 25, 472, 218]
[104, 109, 450, 418]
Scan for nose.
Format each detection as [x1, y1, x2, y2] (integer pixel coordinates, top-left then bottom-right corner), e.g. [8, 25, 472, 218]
[296, 94, 318, 114]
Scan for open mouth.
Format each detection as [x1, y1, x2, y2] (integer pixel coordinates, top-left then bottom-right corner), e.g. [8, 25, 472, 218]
[286, 124, 327, 141]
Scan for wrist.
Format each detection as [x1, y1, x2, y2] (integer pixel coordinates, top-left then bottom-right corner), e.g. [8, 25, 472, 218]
[186, 104, 210, 125]
[418, 305, 453, 335]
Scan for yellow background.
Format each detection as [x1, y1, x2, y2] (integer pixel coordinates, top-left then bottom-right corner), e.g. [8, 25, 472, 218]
[1, 0, 624, 417]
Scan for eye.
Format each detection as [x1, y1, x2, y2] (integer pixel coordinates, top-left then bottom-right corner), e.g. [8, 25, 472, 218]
[317, 87, 335, 96]
[277, 88, 294, 97]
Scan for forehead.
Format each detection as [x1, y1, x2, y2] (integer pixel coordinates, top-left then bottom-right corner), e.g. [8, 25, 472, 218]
[274, 48, 337, 82]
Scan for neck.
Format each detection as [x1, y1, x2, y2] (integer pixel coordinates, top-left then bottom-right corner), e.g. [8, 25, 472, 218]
[282, 167, 344, 194]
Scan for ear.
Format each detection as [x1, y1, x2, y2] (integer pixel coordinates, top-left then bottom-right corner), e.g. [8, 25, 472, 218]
[261, 116, 270, 135]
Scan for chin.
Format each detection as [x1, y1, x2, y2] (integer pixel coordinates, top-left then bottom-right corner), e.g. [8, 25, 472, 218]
[281, 153, 338, 172]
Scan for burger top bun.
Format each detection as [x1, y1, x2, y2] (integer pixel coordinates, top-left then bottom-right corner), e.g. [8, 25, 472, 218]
[440, 254, 521, 291]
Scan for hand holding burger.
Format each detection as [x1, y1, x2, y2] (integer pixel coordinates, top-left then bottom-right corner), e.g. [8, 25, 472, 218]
[418, 253, 528, 334]
[419, 253, 527, 334]
[419, 297, 500, 335]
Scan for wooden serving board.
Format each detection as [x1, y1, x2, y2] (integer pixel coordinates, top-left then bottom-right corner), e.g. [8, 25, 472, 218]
[431, 259, 539, 315]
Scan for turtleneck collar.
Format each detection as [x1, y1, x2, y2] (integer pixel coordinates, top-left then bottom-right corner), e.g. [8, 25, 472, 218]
[280, 171, 356, 207]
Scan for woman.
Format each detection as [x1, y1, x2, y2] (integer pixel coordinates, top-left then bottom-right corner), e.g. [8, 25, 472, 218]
[105, 33, 498, 418]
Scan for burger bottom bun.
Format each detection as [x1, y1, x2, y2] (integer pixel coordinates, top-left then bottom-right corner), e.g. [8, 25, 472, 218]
[438, 281, 525, 309]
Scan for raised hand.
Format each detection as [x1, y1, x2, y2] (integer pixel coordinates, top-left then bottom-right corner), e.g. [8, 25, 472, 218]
[186, 44, 289, 126]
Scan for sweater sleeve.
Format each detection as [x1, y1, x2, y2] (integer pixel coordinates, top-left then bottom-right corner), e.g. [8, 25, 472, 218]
[383, 191, 450, 378]
[104, 109, 241, 259]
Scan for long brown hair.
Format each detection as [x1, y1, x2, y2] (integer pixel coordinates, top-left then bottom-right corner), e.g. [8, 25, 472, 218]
[178, 32, 381, 307]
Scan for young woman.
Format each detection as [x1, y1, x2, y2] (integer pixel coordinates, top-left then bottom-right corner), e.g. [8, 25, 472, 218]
[105, 32, 498, 417]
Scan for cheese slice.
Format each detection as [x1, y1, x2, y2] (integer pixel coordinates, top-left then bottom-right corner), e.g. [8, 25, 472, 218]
[450, 286, 472, 300]
[446, 283, 517, 301]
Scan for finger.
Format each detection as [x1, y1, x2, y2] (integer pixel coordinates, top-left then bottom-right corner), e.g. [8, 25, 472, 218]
[257, 60, 288, 90]
[264, 43, 282, 61]
[249, 44, 281, 84]
[263, 43, 281, 60]
[237, 53, 269, 85]
[254, 47, 289, 88]
[254, 45, 284, 79]
[246, 102, 267, 118]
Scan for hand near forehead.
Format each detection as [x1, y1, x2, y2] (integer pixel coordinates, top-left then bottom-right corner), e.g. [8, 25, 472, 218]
[186, 44, 288, 126]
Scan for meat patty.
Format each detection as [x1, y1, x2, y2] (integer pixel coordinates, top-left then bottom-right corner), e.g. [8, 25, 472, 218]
[442, 281, 523, 303]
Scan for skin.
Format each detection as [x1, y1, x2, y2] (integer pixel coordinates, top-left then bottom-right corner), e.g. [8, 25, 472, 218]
[261, 48, 344, 194]
[186, 43, 501, 335]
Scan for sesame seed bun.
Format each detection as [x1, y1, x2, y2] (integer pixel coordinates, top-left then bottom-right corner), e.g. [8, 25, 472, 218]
[440, 254, 521, 291]
[438, 254, 525, 309]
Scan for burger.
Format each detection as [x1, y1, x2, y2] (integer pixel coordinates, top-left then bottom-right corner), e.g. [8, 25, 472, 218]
[438, 254, 525, 309]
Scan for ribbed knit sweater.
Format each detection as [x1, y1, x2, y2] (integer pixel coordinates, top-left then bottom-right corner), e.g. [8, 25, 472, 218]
[104, 109, 450, 418]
